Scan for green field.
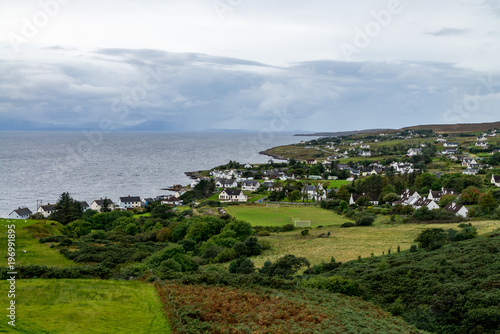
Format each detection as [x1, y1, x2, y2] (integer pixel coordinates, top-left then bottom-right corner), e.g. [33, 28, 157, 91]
[0, 279, 170, 334]
[0, 219, 78, 267]
[250, 220, 500, 267]
[225, 204, 350, 227]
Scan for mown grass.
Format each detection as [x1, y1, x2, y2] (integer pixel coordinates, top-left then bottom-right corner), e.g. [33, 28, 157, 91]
[0, 219, 78, 267]
[251, 220, 500, 268]
[0, 279, 170, 334]
[225, 204, 350, 227]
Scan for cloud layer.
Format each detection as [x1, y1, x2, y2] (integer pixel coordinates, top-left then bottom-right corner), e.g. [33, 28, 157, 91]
[0, 47, 498, 132]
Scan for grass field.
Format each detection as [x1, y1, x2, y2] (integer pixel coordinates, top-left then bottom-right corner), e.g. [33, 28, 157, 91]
[0, 279, 170, 334]
[225, 204, 350, 227]
[250, 220, 500, 268]
[0, 219, 78, 267]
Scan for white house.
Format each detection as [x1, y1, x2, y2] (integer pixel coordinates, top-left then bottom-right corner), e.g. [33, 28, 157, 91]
[219, 189, 248, 202]
[443, 142, 459, 148]
[306, 159, 318, 165]
[302, 185, 326, 201]
[359, 151, 372, 157]
[349, 193, 379, 206]
[37, 204, 57, 218]
[412, 198, 440, 210]
[428, 188, 458, 202]
[394, 189, 421, 206]
[119, 196, 142, 209]
[215, 178, 238, 188]
[444, 202, 468, 218]
[241, 180, 260, 192]
[9, 207, 32, 219]
[360, 144, 371, 149]
[463, 168, 479, 175]
[244, 163, 253, 169]
[407, 148, 422, 157]
[161, 196, 183, 206]
[90, 198, 115, 212]
[475, 141, 488, 147]
[80, 201, 90, 211]
[461, 158, 477, 166]
[491, 174, 500, 187]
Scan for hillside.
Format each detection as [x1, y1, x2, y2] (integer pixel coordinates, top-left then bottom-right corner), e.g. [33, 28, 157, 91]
[402, 121, 500, 134]
[324, 230, 500, 334]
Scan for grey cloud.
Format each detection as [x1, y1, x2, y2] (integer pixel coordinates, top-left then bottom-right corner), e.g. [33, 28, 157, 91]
[0, 47, 498, 132]
[426, 28, 471, 36]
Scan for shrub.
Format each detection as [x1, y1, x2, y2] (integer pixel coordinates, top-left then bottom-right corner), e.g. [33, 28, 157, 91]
[259, 254, 310, 278]
[228, 257, 255, 274]
[355, 213, 376, 226]
[415, 228, 448, 250]
[257, 230, 271, 236]
[340, 222, 355, 228]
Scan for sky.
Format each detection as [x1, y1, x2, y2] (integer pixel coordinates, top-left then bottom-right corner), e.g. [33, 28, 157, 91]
[0, 0, 499, 132]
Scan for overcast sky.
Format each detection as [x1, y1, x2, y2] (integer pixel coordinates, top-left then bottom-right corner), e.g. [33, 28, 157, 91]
[1, 0, 499, 132]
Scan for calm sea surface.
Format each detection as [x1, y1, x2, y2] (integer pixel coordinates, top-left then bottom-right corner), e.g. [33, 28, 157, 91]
[0, 131, 311, 217]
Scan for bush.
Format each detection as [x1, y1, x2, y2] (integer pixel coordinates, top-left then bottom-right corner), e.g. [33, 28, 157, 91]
[340, 222, 355, 228]
[259, 254, 310, 278]
[299, 275, 361, 296]
[355, 213, 376, 226]
[415, 228, 448, 250]
[257, 230, 271, 236]
[228, 257, 255, 274]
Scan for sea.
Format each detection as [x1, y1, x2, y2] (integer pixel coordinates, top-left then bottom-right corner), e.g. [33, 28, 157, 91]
[0, 131, 314, 218]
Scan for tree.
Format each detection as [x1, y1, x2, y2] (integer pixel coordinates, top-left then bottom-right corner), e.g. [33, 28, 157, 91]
[101, 198, 111, 212]
[383, 193, 400, 204]
[414, 228, 448, 250]
[479, 192, 498, 213]
[49, 192, 83, 225]
[62, 219, 91, 238]
[229, 257, 255, 274]
[259, 254, 310, 278]
[289, 190, 301, 202]
[461, 186, 482, 205]
[438, 194, 457, 208]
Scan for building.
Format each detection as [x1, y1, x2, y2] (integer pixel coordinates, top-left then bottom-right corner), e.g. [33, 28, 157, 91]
[412, 198, 439, 210]
[241, 180, 260, 192]
[9, 207, 32, 219]
[90, 198, 115, 212]
[219, 189, 248, 202]
[393, 189, 421, 206]
[428, 188, 458, 202]
[161, 196, 183, 206]
[407, 148, 422, 156]
[303, 185, 327, 201]
[80, 201, 90, 211]
[215, 178, 238, 189]
[349, 193, 379, 206]
[444, 202, 468, 218]
[119, 196, 142, 209]
[37, 204, 57, 218]
[491, 174, 500, 187]
[463, 168, 479, 175]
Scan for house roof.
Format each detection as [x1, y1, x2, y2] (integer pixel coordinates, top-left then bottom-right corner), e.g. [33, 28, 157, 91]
[40, 204, 56, 211]
[492, 175, 500, 183]
[223, 189, 244, 196]
[413, 198, 434, 207]
[80, 201, 89, 208]
[120, 196, 141, 202]
[216, 178, 236, 185]
[163, 196, 181, 202]
[353, 193, 378, 202]
[243, 180, 259, 186]
[444, 202, 466, 214]
[10, 207, 32, 216]
[93, 198, 115, 205]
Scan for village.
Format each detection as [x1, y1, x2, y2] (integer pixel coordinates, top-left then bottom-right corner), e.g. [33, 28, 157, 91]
[9, 128, 500, 223]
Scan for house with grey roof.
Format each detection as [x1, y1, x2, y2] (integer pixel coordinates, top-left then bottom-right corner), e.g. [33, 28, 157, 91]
[444, 202, 468, 217]
[37, 204, 57, 217]
[119, 196, 142, 209]
[9, 207, 32, 219]
[241, 180, 260, 192]
[91, 198, 115, 212]
[219, 189, 248, 202]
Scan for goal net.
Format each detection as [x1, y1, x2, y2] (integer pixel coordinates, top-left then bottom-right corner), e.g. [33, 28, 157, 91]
[293, 219, 311, 227]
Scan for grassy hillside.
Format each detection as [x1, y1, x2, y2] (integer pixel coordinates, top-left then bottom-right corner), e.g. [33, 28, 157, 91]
[225, 204, 349, 227]
[326, 230, 500, 333]
[0, 219, 78, 267]
[0, 279, 170, 334]
[157, 281, 426, 334]
[402, 121, 500, 134]
[248, 219, 500, 267]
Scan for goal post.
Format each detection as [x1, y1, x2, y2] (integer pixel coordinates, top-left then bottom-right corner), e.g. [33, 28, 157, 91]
[293, 219, 311, 227]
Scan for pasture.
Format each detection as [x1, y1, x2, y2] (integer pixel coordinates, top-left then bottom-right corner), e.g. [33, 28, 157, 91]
[0, 219, 78, 267]
[250, 220, 500, 267]
[0, 279, 170, 334]
[225, 204, 350, 227]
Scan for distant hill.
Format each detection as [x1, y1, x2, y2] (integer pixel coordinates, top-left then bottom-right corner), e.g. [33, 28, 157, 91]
[295, 121, 500, 136]
[402, 120, 500, 133]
